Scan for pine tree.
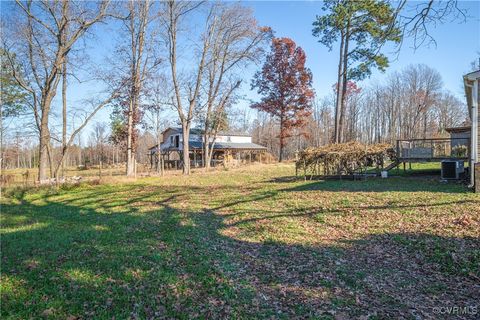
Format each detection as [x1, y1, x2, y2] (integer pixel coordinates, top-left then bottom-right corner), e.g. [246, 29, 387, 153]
[313, 0, 401, 143]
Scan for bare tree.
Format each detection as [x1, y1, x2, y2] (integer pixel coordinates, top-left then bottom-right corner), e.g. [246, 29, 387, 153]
[89, 122, 108, 168]
[401, 64, 442, 139]
[161, 0, 212, 175]
[201, 4, 270, 170]
[144, 74, 170, 174]
[4, 0, 115, 182]
[122, 0, 158, 177]
[434, 92, 466, 132]
[394, 0, 467, 50]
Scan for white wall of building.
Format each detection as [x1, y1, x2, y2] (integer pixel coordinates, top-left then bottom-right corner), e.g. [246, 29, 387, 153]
[216, 135, 251, 143]
[158, 129, 253, 151]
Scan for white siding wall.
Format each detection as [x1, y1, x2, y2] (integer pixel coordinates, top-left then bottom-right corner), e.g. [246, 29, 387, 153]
[161, 129, 182, 150]
[216, 135, 251, 143]
[159, 129, 253, 150]
[477, 79, 480, 161]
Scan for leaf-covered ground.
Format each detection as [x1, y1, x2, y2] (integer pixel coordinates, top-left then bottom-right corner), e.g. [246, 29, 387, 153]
[1, 164, 479, 319]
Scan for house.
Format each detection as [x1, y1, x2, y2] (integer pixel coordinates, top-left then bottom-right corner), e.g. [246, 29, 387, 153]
[391, 71, 479, 192]
[445, 126, 471, 145]
[463, 70, 480, 192]
[445, 126, 471, 157]
[149, 127, 267, 169]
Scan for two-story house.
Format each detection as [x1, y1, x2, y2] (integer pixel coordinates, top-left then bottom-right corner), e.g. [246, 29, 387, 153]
[149, 127, 267, 169]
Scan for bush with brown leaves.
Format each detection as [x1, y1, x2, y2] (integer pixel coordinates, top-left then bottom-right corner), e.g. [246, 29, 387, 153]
[296, 142, 396, 177]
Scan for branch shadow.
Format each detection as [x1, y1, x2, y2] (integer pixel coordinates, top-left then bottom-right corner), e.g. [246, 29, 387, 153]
[1, 184, 479, 319]
[270, 176, 470, 193]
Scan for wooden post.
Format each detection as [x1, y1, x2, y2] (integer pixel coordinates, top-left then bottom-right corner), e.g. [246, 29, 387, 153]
[475, 163, 480, 193]
[303, 158, 306, 181]
[134, 159, 137, 178]
[160, 155, 164, 176]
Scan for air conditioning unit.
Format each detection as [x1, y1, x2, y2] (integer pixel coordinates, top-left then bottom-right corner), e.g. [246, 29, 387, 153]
[441, 160, 464, 179]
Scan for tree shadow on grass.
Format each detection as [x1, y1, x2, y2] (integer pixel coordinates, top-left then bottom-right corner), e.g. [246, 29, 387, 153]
[270, 176, 471, 193]
[223, 198, 480, 228]
[1, 185, 479, 319]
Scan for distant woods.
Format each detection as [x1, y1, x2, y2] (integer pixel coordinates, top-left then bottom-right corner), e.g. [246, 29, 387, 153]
[252, 63, 467, 159]
[0, 0, 474, 176]
[1, 1, 270, 179]
[311, 0, 468, 145]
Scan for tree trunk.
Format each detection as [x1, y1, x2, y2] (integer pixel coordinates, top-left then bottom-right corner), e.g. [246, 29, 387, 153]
[181, 122, 191, 175]
[207, 137, 216, 168]
[423, 111, 428, 139]
[125, 0, 149, 178]
[61, 57, 67, 178]
[156, 125, 163, 175]
[182, 121, 190, 175]
[38, 93, 53, 182]
[338, 24, 350, 144]
[279, 111, 284, 162]
[203, 131, 210, 170]
[38, 123, 50, 182]
[126, 99, 135, 177]
[334, 31, 345, 144]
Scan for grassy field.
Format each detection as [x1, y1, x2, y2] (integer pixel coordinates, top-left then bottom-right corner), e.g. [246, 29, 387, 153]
[1, 164, 151, 187]
[1, 163, 479, 319]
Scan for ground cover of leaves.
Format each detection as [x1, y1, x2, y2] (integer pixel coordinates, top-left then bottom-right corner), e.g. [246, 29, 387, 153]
[1, 163, 479, 319]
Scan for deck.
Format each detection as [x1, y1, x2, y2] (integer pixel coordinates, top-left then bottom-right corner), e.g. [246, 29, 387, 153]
[396, 138, 470, 162]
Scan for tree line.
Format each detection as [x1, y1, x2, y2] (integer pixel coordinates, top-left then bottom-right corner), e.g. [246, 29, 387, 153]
[0, 0, 474, 182]
[250, 63, 467, 158]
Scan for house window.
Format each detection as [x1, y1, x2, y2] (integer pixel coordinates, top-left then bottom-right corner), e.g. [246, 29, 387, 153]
[175, 135, 179, 148]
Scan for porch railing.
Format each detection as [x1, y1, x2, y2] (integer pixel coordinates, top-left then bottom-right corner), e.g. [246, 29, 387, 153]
[396, 138, 470, 160]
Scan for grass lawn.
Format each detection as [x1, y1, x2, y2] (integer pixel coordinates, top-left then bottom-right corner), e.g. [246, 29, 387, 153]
[1, 163, 479, 319]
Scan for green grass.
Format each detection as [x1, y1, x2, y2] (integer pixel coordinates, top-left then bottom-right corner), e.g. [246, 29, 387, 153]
[1, 163, 479, 319]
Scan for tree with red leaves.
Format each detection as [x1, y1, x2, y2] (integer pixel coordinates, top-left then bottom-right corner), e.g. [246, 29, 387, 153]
[251, 37, 314, 161]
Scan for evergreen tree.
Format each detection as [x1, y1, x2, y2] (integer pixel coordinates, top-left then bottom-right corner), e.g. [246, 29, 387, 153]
[312, 0, 401, 143]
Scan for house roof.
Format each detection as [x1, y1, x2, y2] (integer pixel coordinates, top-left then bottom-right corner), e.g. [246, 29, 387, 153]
[189, 141, 267, 150]
[150, 141, 266, 151]
[217, 131, 251, 137]
[445, 126, 471, 133]
[161, 127, 251, 137]
[464, 70, 480, 80]
[162, 127, 203, 135]
[463, 70, 480, 119]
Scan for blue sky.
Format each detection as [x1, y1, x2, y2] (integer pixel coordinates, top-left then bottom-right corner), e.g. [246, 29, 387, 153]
[4, 0, 479, 140]
[243, 0, 480, 99]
